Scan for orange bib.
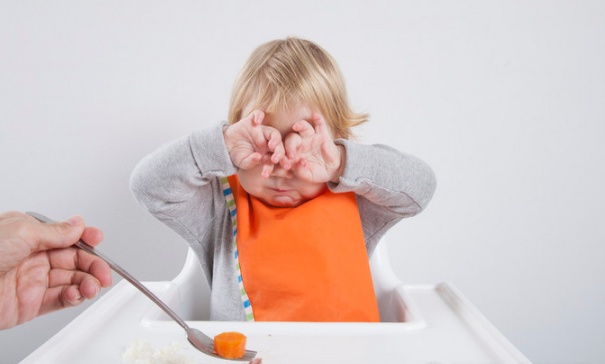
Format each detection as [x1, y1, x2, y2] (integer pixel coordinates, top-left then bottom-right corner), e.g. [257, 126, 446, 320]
[227, 175, 379, 322]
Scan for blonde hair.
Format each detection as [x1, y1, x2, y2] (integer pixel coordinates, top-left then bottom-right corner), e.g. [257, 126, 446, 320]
[228, 37, 367, 139]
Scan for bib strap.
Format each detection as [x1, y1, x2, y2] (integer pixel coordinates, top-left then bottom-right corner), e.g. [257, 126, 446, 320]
[220, 177, 255, 321]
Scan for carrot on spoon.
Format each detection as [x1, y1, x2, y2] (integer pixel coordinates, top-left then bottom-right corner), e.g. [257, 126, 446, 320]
[213, 332, 247, 359]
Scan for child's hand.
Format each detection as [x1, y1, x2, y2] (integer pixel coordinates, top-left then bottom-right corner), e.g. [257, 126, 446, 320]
[284, 112, 345, 183]
[224, 110, 286, 178]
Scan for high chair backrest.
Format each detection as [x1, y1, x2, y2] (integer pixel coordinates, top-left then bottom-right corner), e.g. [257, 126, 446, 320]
[171, 237, 402, 321]
[369, 238, 405, 322]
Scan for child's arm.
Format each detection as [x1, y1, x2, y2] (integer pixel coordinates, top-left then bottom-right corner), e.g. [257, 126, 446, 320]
[130, 109, 286, 241]
[129, 123, 237, 246]
[283, 112, 436, 217]
[330, 139, 436, 217]
[131, 125, 233, 206]
[332, 139, 436, 256]
[282, 111, 436, 255]
[130, 123, 252, 319]
[328, 139, 436, 256]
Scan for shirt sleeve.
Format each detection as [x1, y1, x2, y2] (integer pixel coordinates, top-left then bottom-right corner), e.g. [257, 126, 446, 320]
[328, 139, 437, 254]
[329, 139, 436, 216]
[129, 121, 236, 252]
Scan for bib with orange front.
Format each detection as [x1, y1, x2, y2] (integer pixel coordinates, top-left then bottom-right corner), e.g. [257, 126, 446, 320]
[224, 175, 380, 322]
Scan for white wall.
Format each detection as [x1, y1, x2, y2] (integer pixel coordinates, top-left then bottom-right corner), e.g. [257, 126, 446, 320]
[1, 1, 604, 363]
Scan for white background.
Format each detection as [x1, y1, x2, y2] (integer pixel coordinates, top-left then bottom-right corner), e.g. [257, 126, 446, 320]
[1, 1, 604, 363]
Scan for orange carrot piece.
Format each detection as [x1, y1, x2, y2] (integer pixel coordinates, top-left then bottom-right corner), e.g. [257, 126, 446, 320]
[213, 332, 247, 359]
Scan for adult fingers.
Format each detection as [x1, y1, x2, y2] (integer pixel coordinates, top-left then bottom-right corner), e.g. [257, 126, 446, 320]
[35, 216, 105, 252]
[18, 214, 86, 253]
[45, 268, 108, 314]
[48, 269, 100, 297]
[48, 247, 112, 288]
[0, 210, 26, 221]
[39, 268, 101, 315]
[74, 249, 113, 289]
[79, 226, 104, 247]
[38, 285, 85, 315]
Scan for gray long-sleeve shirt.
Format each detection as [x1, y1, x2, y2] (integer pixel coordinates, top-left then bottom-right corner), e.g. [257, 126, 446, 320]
[130, 122, 436, 321]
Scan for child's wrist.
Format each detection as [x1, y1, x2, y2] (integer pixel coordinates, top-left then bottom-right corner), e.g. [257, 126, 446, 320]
[330, 145, 346, 183]
[222, 125, 239, 167]
[223, 125, 234, 150]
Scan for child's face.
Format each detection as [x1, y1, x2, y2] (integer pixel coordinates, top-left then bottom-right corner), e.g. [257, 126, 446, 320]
[238, 103, 333, 207]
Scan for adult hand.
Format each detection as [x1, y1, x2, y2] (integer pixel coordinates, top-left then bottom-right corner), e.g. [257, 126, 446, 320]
[0, 211, 112, 330]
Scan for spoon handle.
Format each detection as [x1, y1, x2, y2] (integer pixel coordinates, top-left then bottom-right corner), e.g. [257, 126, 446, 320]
[26, 211, 190, 331]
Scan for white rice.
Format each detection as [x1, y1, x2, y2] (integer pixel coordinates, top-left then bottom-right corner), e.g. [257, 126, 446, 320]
[122, 340, 195, 364]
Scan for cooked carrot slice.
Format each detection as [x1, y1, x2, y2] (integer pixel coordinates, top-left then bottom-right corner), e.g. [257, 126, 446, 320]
[213, 332, 247, 359]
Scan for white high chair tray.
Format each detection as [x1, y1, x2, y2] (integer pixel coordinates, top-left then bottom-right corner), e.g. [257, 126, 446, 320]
[20, 280, 531, 364]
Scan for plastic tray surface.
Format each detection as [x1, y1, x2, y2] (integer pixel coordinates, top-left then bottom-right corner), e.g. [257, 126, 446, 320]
[19, 281, 532, 364]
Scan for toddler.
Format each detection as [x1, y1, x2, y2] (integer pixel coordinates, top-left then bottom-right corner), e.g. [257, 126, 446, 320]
[130, 37, 436, 322]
